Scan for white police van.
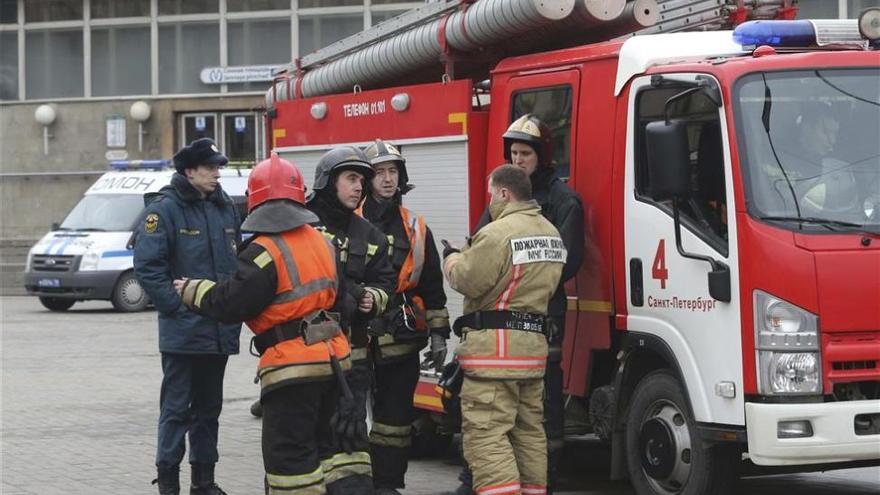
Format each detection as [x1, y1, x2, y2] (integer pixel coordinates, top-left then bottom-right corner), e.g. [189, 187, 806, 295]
[24, 160, 249, 312]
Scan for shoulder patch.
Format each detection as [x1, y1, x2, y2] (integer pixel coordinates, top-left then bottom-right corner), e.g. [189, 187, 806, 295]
[253, 251, 273, 269]
[144, 213, 159, 234]
[510, 236, 567, 265]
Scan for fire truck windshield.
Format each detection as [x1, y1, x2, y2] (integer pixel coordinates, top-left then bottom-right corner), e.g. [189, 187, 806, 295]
[734, 68, 880, 233]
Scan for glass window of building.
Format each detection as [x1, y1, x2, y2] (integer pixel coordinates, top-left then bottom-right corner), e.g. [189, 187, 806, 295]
[92, 0, 150, 19]
[25, 0, 83, 22]
[0, 32, 17, 100]
[848, 0, 877, 18]
[228, 19, 290, 91]
[371, 0, 411, 4]
[92, 26, 151, 96]
[796, 0, 838, 19]
[299, 0, 362, 8]
[158, 0, 219, 15]
[26, 30, 84, 99]
[299, 15, 363, 56]
[159, 23, 220, 94]
[372, 10, 407, 25]
[227, 0, 290, 12]
[0, 0, 17, 23]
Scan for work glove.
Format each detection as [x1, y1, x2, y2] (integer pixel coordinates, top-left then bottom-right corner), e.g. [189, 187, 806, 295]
[329, 364, 370, 454]
[430, 334, 448, 373]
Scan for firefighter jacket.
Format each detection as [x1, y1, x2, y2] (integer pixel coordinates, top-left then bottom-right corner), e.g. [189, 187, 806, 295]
[475, 167, 584, 317]
[134, 173, 241, 355]
[180, 225, 352, 395]
[446, 200, 565, 380]
[307, 194, 397, 359]
[358, 195, 450, 362]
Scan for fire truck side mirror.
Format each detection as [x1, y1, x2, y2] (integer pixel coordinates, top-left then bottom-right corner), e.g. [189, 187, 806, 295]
[645, 119, 692, 200]
[708, 262, 731, 303]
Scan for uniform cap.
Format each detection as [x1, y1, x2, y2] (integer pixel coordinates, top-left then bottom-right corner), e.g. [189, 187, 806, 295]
[173, 137, 228, 174]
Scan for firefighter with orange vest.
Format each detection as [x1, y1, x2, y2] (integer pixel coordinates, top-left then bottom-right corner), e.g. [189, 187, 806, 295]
[443, 164, 565, 495]
[308, 146, 398, 495]
[358, 139, 451, 494]
[173, 153, 356, 495]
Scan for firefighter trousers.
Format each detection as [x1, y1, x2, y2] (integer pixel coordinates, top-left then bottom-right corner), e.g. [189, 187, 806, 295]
[370, 352, 420, 489]
[156, 353, 228, 469]
[461, 376, 547, 495]
[325, 358, 374, 495]
[262, 381, 337, 495]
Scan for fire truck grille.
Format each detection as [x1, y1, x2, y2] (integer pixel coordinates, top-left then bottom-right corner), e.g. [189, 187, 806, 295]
[832, 361, 878, 371]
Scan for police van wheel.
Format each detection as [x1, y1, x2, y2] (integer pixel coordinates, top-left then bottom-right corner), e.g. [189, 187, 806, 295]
[625, 370, 738, 495]
[111, 271, 149, 312]
[39, 296, 75, 311]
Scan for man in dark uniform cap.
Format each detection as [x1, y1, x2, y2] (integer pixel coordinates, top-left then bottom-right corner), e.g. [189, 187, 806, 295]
[135, 137, 241, 495]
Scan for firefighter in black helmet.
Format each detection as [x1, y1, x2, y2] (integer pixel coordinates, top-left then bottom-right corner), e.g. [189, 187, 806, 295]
[358, 139, 451, 495]
[450, 114, 585, 495]
[308, 145, 397, 495]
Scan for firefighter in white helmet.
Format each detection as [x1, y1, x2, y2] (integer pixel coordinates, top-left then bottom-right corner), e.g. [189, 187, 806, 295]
[443, 164, 564, 495]
[358, 139, 451, 495]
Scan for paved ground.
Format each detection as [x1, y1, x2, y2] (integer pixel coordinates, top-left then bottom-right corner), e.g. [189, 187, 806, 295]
[1, 296, 878, 494]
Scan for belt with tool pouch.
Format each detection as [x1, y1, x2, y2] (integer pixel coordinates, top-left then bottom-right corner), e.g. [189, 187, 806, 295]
[453, 310, 546, 336]
[251, 311, 342, 356]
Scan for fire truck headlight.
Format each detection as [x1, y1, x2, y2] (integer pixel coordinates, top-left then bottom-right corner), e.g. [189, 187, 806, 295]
[754, 291, 821, 396]
[78, 251, 100, 271]
[754, 290, 818, 348]
[760, 351, 821, 395]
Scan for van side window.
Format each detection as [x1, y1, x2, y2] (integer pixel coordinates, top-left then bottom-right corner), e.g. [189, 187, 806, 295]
[512, 86, 573, 180]
[635, 86, 729, 252]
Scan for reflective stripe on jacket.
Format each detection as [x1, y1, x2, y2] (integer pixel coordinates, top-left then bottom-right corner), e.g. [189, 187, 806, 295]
[247, 227, 351, 393]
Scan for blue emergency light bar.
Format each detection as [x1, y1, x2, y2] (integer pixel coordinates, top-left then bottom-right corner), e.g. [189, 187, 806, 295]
[110, 160, 171, 170]
[733, 19, 869, 48]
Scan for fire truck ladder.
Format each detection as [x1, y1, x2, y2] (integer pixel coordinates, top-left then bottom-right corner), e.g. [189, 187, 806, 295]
[267, 0, 797, 104]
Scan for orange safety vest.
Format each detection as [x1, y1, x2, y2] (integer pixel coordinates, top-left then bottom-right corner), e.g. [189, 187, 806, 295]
[247, 226, 351, 393]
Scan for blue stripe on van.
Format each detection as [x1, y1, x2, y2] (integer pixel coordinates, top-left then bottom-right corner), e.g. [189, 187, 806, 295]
[102, 250, 134, 258]
[55, 238, 74, 255]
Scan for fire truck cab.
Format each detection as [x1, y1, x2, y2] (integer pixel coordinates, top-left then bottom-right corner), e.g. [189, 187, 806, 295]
[267, 12, 880, 495]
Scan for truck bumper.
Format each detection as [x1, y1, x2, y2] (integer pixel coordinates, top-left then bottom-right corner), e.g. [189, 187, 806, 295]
[24, 270, 121, 300]
[746, 400, 880, 466]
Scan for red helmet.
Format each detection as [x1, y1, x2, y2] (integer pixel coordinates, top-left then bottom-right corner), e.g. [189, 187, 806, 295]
[247, 153, 306, 212]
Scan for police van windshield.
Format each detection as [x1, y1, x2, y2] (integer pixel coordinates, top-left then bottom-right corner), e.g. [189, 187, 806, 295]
[60, 194, 146, 232]
[734, 68, 880, 233]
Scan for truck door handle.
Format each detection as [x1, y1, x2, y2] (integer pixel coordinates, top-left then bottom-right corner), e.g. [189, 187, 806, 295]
[630, 258, 644, 307]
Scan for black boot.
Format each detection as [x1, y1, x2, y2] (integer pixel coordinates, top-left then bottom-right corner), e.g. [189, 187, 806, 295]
[250, 399, 263, 418]
[153, 466, 180, 495]
[190, 463, 227, 495]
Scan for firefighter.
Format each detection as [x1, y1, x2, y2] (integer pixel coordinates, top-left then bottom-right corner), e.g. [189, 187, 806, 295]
[307, 145, 397, 495]
[359, 139, 451, 494]
[134, 137, 240, 495]
[173, 153, 354, 495]
[454, 114, 585, 494]
[443, 164, 565, 495]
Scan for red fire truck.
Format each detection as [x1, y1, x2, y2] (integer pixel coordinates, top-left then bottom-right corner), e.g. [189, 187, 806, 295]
[265, 1, 880, 493]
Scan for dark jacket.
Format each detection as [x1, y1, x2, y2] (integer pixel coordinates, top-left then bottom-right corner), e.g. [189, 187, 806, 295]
[134, 173, 242, 354]
[360, 194, 449, 337]
[475, 167, 584, 317]
[307, 193, 397, 346]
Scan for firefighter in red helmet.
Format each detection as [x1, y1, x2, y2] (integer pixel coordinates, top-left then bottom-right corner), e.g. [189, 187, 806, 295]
[173, 153, 355, 495]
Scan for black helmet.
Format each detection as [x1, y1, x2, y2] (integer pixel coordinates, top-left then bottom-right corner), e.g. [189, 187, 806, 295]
[364, 139, 409, 186]
[309, 146, 374, 200]
[503, 114, 553, 167]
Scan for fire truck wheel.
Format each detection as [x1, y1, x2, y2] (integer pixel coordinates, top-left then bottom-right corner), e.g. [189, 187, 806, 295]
[111, 271, 149, 312]
[625, 370, 737, 495]
[39, 296, 75, 312]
